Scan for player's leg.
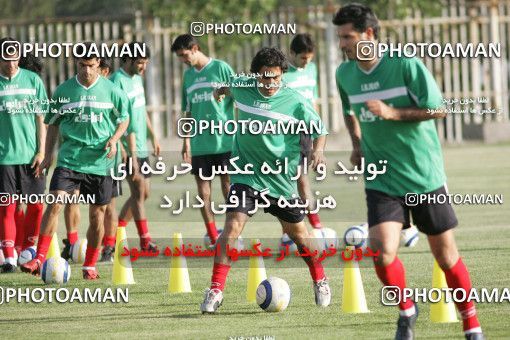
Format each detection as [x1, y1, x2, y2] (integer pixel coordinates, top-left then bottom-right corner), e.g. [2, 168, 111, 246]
[19, 163, 45, 251]
[61, 191, 80, 260]
[100, 198, 117, 262]
[0, 200, 17, 272]
[219, 174, 230, 200]
[280, 218, 331, 306]
[195, 176, 219, 244]
[82, 204, 106, 279]
[14, 203, 25, 254]
[297, 174, 321, 229]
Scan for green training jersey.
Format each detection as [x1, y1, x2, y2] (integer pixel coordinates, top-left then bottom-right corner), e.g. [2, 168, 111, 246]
[0, 68, 48, 165]
[230, 77, 327, 199]
[336, 54, 446, 196]
[181, 58, 235, 156]
[282, 62, 319, 103]
[109, 68, 149, 158]
[45, 75, 130, 176]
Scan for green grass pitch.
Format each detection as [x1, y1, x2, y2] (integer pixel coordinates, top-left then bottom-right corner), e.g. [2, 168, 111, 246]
[1, 143, 509, 339]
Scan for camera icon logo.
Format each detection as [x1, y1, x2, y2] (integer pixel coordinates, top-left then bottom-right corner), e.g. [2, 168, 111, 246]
[1, 40, 21, 61]
[356, 40, 376, 61]
[177, 118, 197, 138]
[405, 193, 419, 207]
[381, 286, 401, 306]
[190, 22, 205, 37]
[0, 193, 11, 207]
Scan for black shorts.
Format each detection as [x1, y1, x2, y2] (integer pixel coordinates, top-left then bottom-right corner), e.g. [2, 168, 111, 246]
[112, 180, 122, 198]
[191, 152, 231, 178]
[49, 167, 113, 205]
[0, 164, 45, 195]
[365, 185, 458, 236]
[124, 157, 152, 179]
[299, 134, 313, 167]
[226, 183, 305, 223]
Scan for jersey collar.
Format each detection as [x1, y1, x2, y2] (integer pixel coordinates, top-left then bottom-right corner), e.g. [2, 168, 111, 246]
[194, 58, 212, 73]
[256, 84, 282, 98]
[120, 67, 135, 78]
[356, 53, 385, 75]
[75, 74, 100, 90]
[0, 67, 20, 81]
[288, 63, 304, 72]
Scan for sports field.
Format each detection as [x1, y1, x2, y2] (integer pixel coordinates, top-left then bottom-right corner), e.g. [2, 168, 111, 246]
[1, 142, 509, 339]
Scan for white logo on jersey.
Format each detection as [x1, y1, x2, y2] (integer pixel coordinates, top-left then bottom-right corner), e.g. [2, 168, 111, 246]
[361, 82, 380, 92]
[253, 100, 271, 110]
[74, 111, 104, 123]
[191, 91, 213, 104]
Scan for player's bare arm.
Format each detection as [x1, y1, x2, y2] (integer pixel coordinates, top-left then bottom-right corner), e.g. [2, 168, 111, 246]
[311, 135, 327, 170]
[343, 114, 362, 166]
[366, 99, 446, 121]
[127, 131, 140, 177]
[146, 112, 161, 156]
[106, 118, 129, 158]
[38, 124, 59, 176]
[32, 116, 47, 177]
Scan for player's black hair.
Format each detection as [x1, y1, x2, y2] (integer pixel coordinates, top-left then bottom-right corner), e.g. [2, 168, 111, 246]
[332, 3, 380, 39]
[250, 47, 288, 74]
[290, 33, 315, 54]
[171, 34, 200, 52]
[0, 37, 20, 61]
[120, 41, 150, 63]
[19, 52, 43, 75]
[99, 56, 113, 72]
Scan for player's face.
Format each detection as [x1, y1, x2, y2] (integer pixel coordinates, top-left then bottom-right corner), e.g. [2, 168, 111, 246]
[0, 53, 19, 78]
[293, 52, 314, 68]
[257, 66, 283, 97]
[175, 48, 195, 66]
[337, 23, 373, 61]
[76, 58, 100, 85]
[131, 58, 149, 75]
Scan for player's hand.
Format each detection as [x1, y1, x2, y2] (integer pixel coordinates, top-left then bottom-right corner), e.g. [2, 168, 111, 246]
[31, 152, 45, 177]
[152, 138, 161, 157]
[105, 138, 117, 158]
[121, 147, 128, 164]
[366, 100, 397, 120]
[213, 87, 228, 102]
[129, 157, 141, 179]
[350, 148, 363, 167]
[310, 149, 326, 171]
[37, 155, 53, 178]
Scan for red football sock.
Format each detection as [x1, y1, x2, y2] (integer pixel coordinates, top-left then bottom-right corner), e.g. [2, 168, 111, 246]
[83, 246, 100, 269]
[14, 205, 25, 251]
[0, 203, 17, 260]
[67, 231, 78, 245]
[22, 203, 43, 249]
[205, 221, 219, 244]
[375, 257, 415, 311]
[103, 235, 116, 247]
[443, 258, 481, 333]
[35, 234, 53, 263]
[135, 219, 151, 248]
[307, 213, 322, 229]
[210, 262, 231, 291]
[303, 256, 326, 282]
[118, 219, 128, 227]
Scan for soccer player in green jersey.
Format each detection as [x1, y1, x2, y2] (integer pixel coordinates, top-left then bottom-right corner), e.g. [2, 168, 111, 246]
[171, 34, 234, 246]
[283, 33, 323, 230]
[0, 38, 47, 273]
[112, 42, 160, 252]
[333, 4, 484, 340]
[200, 47, 331, 313]
[21, 43, 130, 280]
[60, 56, 122, 262]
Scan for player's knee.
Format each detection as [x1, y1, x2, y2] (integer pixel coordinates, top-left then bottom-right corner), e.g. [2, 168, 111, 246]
[47, 203, 64, 216]
[372, 250, 397, 267]
[434, 251, 459, 270]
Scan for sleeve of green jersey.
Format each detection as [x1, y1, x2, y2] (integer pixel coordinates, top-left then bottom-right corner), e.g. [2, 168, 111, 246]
[219, 62, 235, 83]
[299, 100, 328, 139]
[111, 87, 130, 124]
[403, 57, 443, 109]
[35, 76, 48, 116]
[45, 86, 63, 125]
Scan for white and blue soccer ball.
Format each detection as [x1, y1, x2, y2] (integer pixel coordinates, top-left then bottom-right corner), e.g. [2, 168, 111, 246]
[311, 228, 339, 251]
[203, 228, 244, 250]
[400, 224, 419, 247]
[71, 238, 88, 263]
[256, 277, 291, 312]
[41, 257, 71, 284]
[343, 223, 369, 249]
[18, 246, 37, 265]
[279, 233, 298, 253]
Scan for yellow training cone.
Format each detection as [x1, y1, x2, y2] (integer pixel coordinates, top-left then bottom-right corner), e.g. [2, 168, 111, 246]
[430, 260, 458, 323]
[46, 233, 61, 259]
[341, 246, 369, 313]
[112, 226, 135, 284]
[246, 238, 267, 302]
[168, 232, 191, 293]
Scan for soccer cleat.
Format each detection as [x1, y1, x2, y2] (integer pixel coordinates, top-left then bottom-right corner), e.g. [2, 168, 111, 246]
[61, 239, 72, 260]
[313, 277, 331, 307]
[200, 288, 224, 314]
[465, 333, 485, 340]
[395, 304, 419, 340]
[83, 268, 100, 280]
[20, 259, 41, 276]
[1, 263, 17, 273]
[100, 246, 115, 262]
[141, 239, 158, 252]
